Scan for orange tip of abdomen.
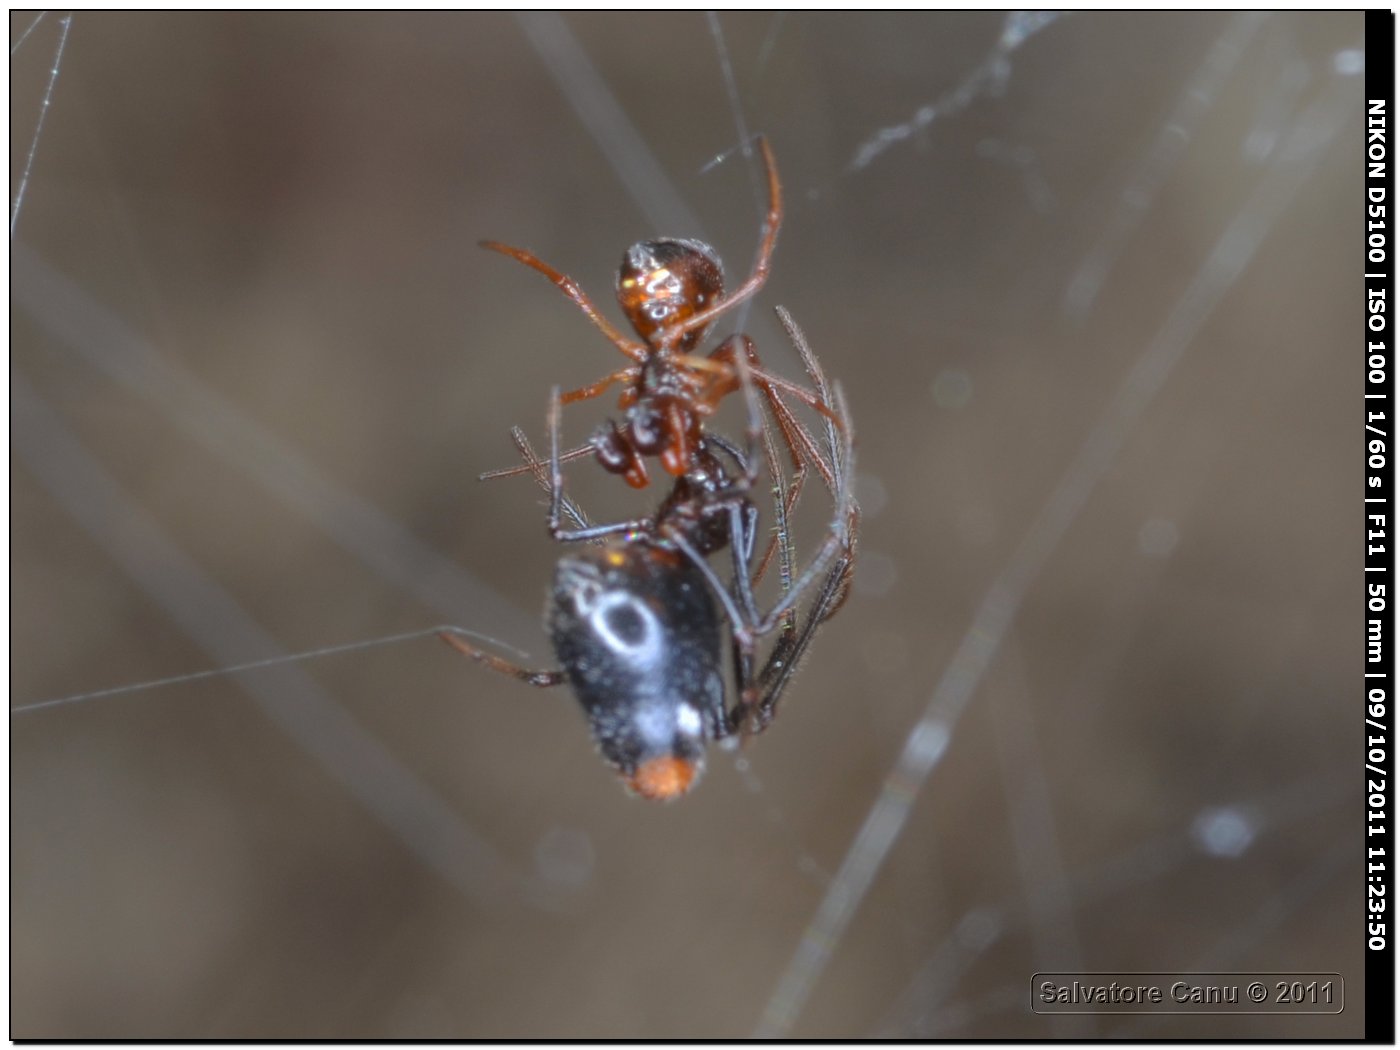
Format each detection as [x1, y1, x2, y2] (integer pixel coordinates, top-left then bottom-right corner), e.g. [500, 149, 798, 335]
[626, 756, 699, 801]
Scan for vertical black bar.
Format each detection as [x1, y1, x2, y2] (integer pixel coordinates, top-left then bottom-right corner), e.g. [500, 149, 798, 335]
[1365, 10, 1395, 1045]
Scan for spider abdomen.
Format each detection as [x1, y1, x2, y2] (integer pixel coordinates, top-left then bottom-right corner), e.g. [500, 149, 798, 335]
[549, 543, 725, 800]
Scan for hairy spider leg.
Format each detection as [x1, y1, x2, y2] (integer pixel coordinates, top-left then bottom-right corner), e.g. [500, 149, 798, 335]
[489, 425, 593, 533]
[744, 316, 861, 723]
[682, 345, 844, 436]
[670, 377, 858, 739]
[542, 387, 657, 545]
[685, 334, 840, 583]
[776, 304, 858, 622]
[460, 348, 857, 746]
[712, 305, 858, 598]
[478, 439, 593, 484]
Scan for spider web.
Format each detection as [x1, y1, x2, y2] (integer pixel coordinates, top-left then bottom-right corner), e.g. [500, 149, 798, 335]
[10, 11, 1368, 1038]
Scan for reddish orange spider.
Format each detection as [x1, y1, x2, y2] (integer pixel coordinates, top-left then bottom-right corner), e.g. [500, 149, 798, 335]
[478, 136, 839, 498]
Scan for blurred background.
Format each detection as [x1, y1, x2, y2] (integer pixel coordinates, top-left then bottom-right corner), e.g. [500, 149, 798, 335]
[11, 11, 1366, 1038]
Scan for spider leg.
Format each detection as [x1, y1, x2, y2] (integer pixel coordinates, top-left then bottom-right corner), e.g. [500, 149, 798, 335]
[759, 305, 857, 605]
[475, 406, 639, 539]
[661, 323, 857, 739]
[705, 433, 761, 568]
[481, 363, 643, 491]
[733, 380, 860, 736]
[665, 352, 786, 731]
[480, 240, 647, 363]
[719, 346, 769, 625]
[673, 348, 803, 640]
[486, 425, 593, 532]
[479, 439, 592, 482]
[754, 417, 799, 592]
[540, 386, 655, 544]
[763, 332, 857, 629]
[437, 630, 565, 687]
[741, 535, 856, 733]
[694, 335, 842, 584]
[776, 304, 842, 480]
[560, 365, 642, 405]
[741, 386, 820, 588]
[656, 136, 782, 349]
[682, 349, 844, 436]
[688, 341, 841, 465]
[700, 362, 805, 592]
[749, 383, 856, 636]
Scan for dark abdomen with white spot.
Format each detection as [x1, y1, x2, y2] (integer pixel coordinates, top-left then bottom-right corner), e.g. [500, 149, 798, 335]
[548, 543, 726, 781]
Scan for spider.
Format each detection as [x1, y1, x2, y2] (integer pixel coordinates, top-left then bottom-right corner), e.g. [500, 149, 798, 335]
[440, 309, 859, 800]
[478, 135, 839, 503]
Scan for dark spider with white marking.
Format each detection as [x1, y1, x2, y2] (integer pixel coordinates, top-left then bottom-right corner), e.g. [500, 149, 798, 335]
[442, 308, 858, 800]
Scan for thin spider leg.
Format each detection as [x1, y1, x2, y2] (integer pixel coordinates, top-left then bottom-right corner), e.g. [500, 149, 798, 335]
[737, 368, 832, 583]
[747, 383, 857, 638]
[722, 625, 755, 745]
[479, 439, 593, 481]
[496, 425, 592, 532]
[750, 386, 806, 632]
[777, 308, 851, 626]
[776, 305, 842, 480]
[730, 344, 767, 485]
[657, 136, 782, 349]
[747, 365, 845, 431]
[706, 345, 821, 604]
[765, 389, 834, 491]
[741, 544, 855, 733]
[720, 346, 773, 626]
[705, 430, 781, 589]
[750, 389, 821, 583]
[480, 240, 647, 362]
[480, 364, 641, 493]
[816, 502, 862, 624]
[545, 385, 567, 536]
[706, 428, 792, 600]
[667, 352, 804, 734]
[682, 352, 844, 432]
[743, 376, 849, 585]
[760, 500, 860, 688]
[732, 387, 807, 588]
[669, 530, 759, 672]
[683, 340, 839, 499]
[437, 630, 565, 687]
[754, 415, 798, 594]
[552, 517, 657, 544]
[560, 365, 642, 405]
[804, 354, 858, 620]
[704, 431, 750, 479]
[540, 385, 655, 543]
[758, 383, 813, 479]
[697, 334, 830, 488]
[761, 375, 845, 638]
[735, 380, 860, 733]
[727, 499, 763, 626]
[745, 307, 850, 582]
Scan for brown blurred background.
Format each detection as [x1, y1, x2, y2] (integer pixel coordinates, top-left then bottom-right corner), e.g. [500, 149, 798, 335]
[11, 12, 1366, 1038]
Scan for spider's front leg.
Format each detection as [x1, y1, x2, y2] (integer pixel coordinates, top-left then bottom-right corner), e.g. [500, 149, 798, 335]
[479, 240, 647, 363]
[437, 630, 565, 688]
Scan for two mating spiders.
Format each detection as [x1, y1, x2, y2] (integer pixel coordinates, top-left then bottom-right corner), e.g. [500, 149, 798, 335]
[442, 138, 859, 800]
